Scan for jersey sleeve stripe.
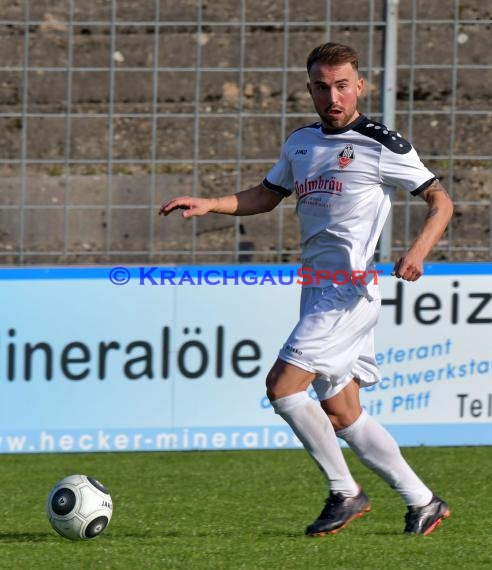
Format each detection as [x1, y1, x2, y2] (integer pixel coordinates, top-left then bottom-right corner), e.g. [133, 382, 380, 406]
[411, 177, 437, 196]
[262, 178, 291, 197]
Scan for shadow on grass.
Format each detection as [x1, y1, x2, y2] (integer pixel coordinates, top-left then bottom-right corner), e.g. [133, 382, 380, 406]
[0, 532, 54, 542]
[114, 530, 181, 539]
[261, 528, 402, 538]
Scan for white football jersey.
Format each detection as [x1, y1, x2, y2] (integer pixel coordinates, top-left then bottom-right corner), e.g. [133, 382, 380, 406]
[263, 114, 436, 298]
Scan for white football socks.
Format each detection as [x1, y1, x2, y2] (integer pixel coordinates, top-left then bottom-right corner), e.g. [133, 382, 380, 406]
[271, 392, 360, 497]
[336, 409, 433, 507]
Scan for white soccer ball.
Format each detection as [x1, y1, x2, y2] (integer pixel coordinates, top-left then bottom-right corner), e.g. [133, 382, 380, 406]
[46, 474, 113, 540]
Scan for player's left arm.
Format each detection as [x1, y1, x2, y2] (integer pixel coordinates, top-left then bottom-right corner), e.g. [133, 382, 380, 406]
[392, 179, 454, 281]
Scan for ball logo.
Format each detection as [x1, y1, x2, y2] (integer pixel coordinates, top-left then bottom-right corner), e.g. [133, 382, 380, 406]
[94, 523, 103, 531]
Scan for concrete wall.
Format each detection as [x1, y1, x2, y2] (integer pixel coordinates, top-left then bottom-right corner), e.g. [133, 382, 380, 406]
[0, 0, 490, 263]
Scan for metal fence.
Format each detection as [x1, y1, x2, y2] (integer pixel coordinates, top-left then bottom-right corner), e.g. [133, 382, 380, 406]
[0, 0, 491, 265]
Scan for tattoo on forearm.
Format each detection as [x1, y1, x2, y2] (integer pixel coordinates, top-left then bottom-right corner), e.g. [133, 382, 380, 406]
[423, 180, 451, 201]
[426, 207, 438, 220]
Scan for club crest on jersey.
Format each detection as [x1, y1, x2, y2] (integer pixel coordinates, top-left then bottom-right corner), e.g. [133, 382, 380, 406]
[337, 144, 354, 169]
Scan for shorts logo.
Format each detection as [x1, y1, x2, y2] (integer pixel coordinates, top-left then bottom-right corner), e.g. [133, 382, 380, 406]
[285, 344, 303, 356]
[295, 148, 308, 155]
[337, 144, 354, 169]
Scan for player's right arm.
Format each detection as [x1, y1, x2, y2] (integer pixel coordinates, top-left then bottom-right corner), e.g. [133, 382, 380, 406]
[158, 183, 284, 219]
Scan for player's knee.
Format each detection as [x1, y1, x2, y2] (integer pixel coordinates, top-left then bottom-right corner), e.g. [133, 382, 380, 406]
[265, 364, 287, 402]
[265, 370, 279, 402]
[330, 414, 349, 431]
[327, 409, 361, 431]
[266, 359, 314, 402]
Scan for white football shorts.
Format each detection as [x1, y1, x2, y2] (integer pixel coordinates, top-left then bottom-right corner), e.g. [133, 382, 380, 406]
[278, 285, 381, 400]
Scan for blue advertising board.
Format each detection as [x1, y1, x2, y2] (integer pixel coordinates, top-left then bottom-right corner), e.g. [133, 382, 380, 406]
[0, 263, 491, 452]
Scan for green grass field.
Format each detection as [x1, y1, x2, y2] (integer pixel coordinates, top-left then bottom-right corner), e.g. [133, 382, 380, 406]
[1, 447, 491, 570]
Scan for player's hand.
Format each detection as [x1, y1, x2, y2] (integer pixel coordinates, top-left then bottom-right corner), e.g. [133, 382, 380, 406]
[158, 197, 214, 218]
[391, 253, 424, 282]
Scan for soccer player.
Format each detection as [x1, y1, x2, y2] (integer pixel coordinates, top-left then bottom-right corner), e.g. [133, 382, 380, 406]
[160, 42, 453, 536]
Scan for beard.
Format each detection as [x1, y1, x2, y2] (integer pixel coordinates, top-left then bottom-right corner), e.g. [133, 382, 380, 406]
[319, 107, 357, 130]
